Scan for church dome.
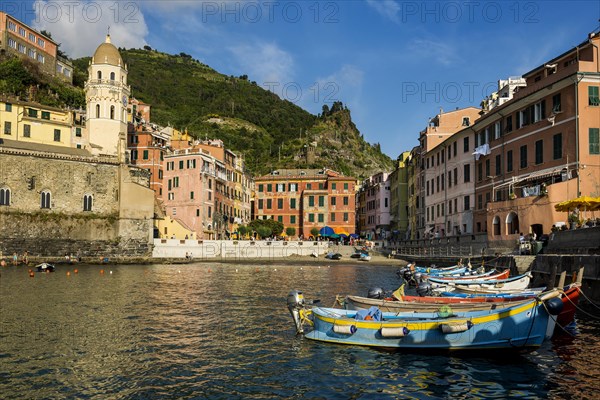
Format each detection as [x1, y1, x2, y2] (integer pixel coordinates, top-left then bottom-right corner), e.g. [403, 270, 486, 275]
[92, 35, 122, 66]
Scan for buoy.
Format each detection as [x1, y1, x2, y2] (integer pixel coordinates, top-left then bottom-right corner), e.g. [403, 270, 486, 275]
[235, 269, 238, 272]
[0, 260, 6, 267]
[274, 269, 277, 271]
[208, 268, 211, 272]
[74, 269, 78, 274]
[255, 268, 259, 272]
[29, 272, 34, 278]
[28, 269, 32, 273]
[110, 271, 113, 274]
[100, 269, 105, 274]
[66, 271, 71, 276]
[178, 270, 181, 273]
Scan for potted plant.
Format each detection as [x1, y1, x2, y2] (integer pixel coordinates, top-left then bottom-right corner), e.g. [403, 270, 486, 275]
[568, 212, 579, 229]
[509, 192, 516, 200]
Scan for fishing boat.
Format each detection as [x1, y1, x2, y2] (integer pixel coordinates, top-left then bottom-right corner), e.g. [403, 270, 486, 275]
[359, 253, 371, 262]
[427, 272, 533, 294]
[325, 252, 342, 260]
[423, 268, 510, 282]
[287, 289, 563, 351]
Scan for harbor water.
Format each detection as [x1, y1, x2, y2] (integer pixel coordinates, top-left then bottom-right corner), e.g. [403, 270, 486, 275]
[1, 262, 599, 399]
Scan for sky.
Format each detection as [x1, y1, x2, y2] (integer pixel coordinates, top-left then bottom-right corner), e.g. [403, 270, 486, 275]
[5, 0, 600, 158]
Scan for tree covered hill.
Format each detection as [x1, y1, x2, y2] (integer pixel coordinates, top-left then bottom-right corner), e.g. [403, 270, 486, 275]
[2, 46, 393, 178]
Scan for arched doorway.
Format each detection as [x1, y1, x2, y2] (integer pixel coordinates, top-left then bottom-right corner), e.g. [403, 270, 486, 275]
[506, 212, 519, 235]
[493, 216, 501, 236]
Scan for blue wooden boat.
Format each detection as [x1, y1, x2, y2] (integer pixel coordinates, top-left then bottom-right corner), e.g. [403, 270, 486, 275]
[287, 290, 563, 352]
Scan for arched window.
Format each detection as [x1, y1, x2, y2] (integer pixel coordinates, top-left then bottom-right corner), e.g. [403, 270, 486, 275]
[83, 195, 93, 212]
[96, 104, 100, 118]
[110, 72, 115, 81]
[493, 216, 501, 236]
[110, 105, 115, 120]
[0, 187, 11, 206]
[506, 212, 519, 236]
[41, 190, 51, 209]
[97, 71, 102, 80]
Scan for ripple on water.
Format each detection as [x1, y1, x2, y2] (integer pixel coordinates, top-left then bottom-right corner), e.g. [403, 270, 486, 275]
[1, 263, 600, 399]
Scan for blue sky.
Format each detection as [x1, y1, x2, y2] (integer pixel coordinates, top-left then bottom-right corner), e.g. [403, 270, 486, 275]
[8, 0, 600, 158]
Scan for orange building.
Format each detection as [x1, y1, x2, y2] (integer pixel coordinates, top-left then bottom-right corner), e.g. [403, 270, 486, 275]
[127, 122, 169, 197]
[472, 32, 600, 242]
[254, 169, 356, 239]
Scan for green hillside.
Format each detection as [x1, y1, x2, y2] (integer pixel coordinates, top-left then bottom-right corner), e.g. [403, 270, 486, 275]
[2, 46, 393, 178]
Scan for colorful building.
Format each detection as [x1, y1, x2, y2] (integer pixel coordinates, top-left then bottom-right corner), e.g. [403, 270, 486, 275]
[389, 151, 411, 240]
[254, 169, 356, 239]
[358, 172, 391, 240]
[472, 32, 600, 243]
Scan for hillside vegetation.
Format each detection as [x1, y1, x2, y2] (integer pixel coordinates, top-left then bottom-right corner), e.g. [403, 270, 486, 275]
[3, 47, 393, 178]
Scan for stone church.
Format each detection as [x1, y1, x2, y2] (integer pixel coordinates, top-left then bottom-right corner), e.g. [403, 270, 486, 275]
[0, 35, 155, 260]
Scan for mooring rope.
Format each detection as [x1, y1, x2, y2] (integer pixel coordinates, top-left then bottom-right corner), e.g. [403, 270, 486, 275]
[576, 288, 600, 312]
[540, 299, 577, 337]
[561, 289, 600, 320]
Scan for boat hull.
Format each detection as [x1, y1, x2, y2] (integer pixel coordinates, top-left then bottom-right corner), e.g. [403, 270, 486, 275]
[305, 299, 554, 351]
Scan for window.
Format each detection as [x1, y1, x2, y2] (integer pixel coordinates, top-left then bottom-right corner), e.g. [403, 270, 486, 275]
[590, 128, 600, 155]
[343, 212, 349, 221]
[22, 124, 31, 137]
[344, 182, 349, 190]
[37, 38, 45, 48]
[143, 150, 148, 160]
[19, 27, 26, 37]
[464, 164, 470, 183]
[308, 214, 315, 223]
[41, 111, 50, 120]
[18, 43, 26, 54]
[332, 183, 337, 190]
[290, 215, 296, 224]
[258, 184, 264, 192]
[179, 160, 184, 169]
[277, 216, 283, 223]
[463, 137, 469, 153]
[76, 127, 82, 137]
[5, 103, 12, 112]
[131, 150, 138, 160]
[96, 104, 100, 118]
[97, 71, 102, 80]
[277, 199, 283, 209]
[308, 196, 314, 207]
[453, 167, 458, 186]
[318, 196, 324, 207]
[533, 100, 545, 122]
[110, 106, 115, 120]
[553, 133, 562, 160]
[110, 72, 115, 81]
[276, 183, 284, 192]
[4, 121, 11, 135]
[318, 214, 324, 223]
[41, 191, 51, 209]
[495, 155, 501, 176]
[158, 170, 163, 179]
[535, 140, 544, 165]
[477, 162, 483, 182]
[507, 150, 513, 173]
[552, 93, 562, 113]
[289, 183, 297, 192]
[464, 196, 470, 211]
[7, 21, 16, 31]
[506, 116, 513, 133]
[589, 86, 599, 106]
[453, 141, 457, 157]
[426, 181, 430, 196]
[331, 197, 337, 206]
[190, 192, 194, 200]
[266, 199, 272, 209]
[267, 184, 272, 192]
[477, 194, 483, 210]
[8, 38, 17, 49]
[29, 32, 36, 42]
[462, 117, 470, 126]
[258, 199, 263, 209]
[37, 54, 45, 64]
[28, 49, 35, 59]
[0, 188, 11, 206]
[306, 183, 312, 190]
[448, 171, 452, 188]
[318, 183, 324, 190]
[343, 196, 349, 206]
[520, 145, 528, 168]
[83, 195, 93, 211]
[290, 198, 296, 209]
[54, 129, 61, 142]
[494, 121, 501, 139]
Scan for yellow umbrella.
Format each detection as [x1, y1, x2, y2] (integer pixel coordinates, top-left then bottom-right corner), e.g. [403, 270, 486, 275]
[554, 196, 600, 212]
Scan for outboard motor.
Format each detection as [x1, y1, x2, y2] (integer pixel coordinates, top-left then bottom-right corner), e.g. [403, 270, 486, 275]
[416, 281, 433, 297]
[287, 290, 307, 334]
[367, 287, 385, 299]
[396, 268, 408, 280]
[287, 290, 319, 334]
[413, 272, 423, 284]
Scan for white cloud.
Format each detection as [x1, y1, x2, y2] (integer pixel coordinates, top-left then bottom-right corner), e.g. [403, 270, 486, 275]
[408, 39, 461, 66]
[228, 42, 294, 87]
[311, 64, 364, 115]
[366, 0, 400, 23]
[31, 0, 148, 59]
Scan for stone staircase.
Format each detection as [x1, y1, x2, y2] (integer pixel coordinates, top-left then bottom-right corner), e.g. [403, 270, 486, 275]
[513, 255, 536, 274]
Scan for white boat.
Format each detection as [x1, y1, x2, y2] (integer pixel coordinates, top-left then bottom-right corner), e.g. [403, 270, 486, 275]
[428, 272, 533, 294]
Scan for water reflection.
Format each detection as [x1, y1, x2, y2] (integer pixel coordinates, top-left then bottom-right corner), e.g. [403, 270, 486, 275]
[1, 263, 599, 399]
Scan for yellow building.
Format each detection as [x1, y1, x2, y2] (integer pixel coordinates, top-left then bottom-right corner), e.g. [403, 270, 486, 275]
[0, 98, 83, 148]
